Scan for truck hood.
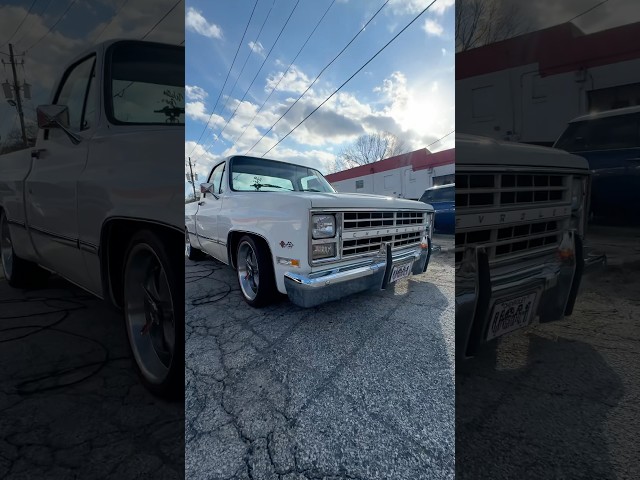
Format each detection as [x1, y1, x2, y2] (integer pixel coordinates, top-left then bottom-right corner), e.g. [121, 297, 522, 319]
[295, 192, 432, 211]
[457, 133, 589, 171]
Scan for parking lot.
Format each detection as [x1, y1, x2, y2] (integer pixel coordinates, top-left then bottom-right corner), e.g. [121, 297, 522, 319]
[185, 235, 455, 480]
[0, 272, 184, 479]
[456, 225, 640, 479]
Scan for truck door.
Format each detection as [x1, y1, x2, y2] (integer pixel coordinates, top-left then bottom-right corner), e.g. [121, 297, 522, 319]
[195, 161, 226, 260]
[24, 54, 97, 288]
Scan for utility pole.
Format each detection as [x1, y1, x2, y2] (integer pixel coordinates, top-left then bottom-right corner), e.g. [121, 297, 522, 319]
[187, 157, 198, 200]
[4, 44, 28, 147]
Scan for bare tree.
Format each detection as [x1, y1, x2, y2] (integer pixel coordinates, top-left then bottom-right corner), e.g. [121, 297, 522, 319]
[0, 122, 37, 155]
[335, 132, 408, 171]
[456, 0, 527, 52]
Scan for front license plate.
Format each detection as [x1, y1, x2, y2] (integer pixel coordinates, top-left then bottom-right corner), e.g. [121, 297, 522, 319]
[486, 292, 537, 341]
[389, 261, 413, 284]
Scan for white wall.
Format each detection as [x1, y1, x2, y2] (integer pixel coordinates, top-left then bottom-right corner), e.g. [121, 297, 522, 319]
[457, 58, 640, 144]
[331, 163, 454, 200]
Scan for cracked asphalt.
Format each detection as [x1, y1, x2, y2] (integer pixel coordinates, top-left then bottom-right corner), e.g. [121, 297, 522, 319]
[456, 225, 640, 479]
[0, 272, 184, 479]
[185, 235, 455, 480]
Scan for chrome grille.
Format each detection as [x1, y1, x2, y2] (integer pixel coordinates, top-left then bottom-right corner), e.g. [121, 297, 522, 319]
[341, 211, 426, 259]
[455, 172, 573, 264]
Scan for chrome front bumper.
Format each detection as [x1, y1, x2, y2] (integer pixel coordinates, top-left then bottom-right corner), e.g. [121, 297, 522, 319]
[284, 243, 431, 308]
[456, 231, 604, 359]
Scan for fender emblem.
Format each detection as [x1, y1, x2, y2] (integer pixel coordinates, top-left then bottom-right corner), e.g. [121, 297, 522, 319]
[280, 241, 294, 248]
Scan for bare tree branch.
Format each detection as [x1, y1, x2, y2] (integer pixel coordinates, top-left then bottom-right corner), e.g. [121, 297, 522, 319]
[456, 0, 528, 52]
[335, 131, 408, 172]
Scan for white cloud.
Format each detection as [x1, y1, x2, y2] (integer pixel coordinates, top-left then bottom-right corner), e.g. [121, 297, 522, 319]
[186, 85, 208, 102]
[186, 101, 224, 127]
[423, 18, 444, 36]
[388, 0, 454, 16]
[248, 41, 265, 57]
[265, 65, 312, 94]
[186, 7, 223, 39]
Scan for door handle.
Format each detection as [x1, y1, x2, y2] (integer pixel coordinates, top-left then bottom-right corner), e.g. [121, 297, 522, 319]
[31, 149, 46, 159]
[198, 201, 205, 206]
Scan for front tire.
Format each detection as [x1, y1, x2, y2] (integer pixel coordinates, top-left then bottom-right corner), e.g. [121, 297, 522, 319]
[236, 235, 277, 307]
[122, 230, 183, 399]
[0, 211, 49, 288]
[185, 227, 206, 261]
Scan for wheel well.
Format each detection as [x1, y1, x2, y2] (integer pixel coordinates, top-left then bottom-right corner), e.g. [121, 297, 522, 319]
[101, 219, 181, 308]
[227, 231, 272, 270]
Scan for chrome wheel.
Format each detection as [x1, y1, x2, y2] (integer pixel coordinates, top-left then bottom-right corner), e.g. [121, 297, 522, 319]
[124, 243, 175, 385]
[0, 214, 13, 280]
[237, 241, 259, 301]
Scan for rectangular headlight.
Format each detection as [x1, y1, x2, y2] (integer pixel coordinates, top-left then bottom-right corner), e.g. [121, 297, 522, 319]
[312, 214, 335, 239]
[312, 242, 336, 260]
[570, 176, 585, 211]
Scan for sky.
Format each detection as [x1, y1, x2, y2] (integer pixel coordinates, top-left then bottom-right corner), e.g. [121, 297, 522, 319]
[184, 0, 456, 195]
[0, 0, 183, 152]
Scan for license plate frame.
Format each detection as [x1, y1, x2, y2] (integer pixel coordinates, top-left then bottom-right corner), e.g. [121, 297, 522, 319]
[388, 260, 413, 284]
[486, 291, 537, 341]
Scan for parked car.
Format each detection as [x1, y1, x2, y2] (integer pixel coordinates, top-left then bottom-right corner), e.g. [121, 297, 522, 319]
[419, 184, 455, 234]
[553, 105, 640, 218]
[0, 40, 184, 398]
[185, 155, 435, 308]
[455, 134, 605, 360]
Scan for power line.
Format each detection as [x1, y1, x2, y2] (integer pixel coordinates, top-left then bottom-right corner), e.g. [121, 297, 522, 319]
[25, 0, 79, 53]
[196, 0, 278, 156]
[230, 0, 336, 151]
[187, 0, 259, 157]
[567, 0, 609, 23]
[427, 130, 454, 148]
[262, 0, 437, 157]
[198, 0, 301, 160]
[141, 0, 183, 40]
[0, 0, 38, 50]
[14, 0, 54, 47]
[246, 0, 391, 155]
[93, 0, 131, 43]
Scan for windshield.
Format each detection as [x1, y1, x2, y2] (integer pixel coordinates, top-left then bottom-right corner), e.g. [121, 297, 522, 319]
[108, 42, 184, 125]
[230, 156, 335, 193]
[554, 114, 639, 152]
[420, 186, 454, 203]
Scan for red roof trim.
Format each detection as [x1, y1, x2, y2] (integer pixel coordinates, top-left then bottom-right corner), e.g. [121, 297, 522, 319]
[456, 21, 640, 80]
[325, 148, 455, 183]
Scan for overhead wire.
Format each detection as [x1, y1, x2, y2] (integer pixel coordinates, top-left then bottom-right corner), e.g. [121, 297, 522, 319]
[261, 0, 437, 157]
[92, 0, 131, 43]
[199, 0, 303, 160]
[14, 0, 54, 48]
[0, 0, 39, 49]
[245, 0, 391, 156]
[427, 129, 455, 148]
[187, 0, 260, 157]
[24, 0, 79, 53]
[230, 0, 337, 153]
[196, 0, 278, 157]
[141, 0, 183, 40]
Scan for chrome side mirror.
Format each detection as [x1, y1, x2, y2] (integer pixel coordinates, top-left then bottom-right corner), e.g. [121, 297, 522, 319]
[36, 104, 81, 145]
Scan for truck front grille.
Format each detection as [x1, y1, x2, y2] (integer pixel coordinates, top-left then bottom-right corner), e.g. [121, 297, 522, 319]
[455, 172, 573, 264]
[340, 210, 426, 259]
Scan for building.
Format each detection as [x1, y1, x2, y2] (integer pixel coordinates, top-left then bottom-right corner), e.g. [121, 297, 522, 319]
[456, 21, 640, 146]
[325, 148, 455, 200]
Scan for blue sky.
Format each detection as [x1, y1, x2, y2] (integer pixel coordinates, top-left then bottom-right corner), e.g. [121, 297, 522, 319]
[185, 0, 456, 192]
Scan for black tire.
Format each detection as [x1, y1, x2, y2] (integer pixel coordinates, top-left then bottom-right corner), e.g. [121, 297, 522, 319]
[185, 227, 206, 261]
[236, 235, 277, 307]
[0, 211, 50, 288]
[122, 230, 184, 399]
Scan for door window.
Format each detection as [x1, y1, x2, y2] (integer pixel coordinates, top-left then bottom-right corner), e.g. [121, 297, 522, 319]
[207, 162, 226, 196]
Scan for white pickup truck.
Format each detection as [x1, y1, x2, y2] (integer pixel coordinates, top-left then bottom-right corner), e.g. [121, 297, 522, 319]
[0, 40, 184, 398]
[455, 134, 606, 359]
[185, 155, 435, 307]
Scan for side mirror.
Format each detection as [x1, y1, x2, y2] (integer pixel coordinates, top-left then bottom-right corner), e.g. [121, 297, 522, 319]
[37, 104, 70, 129]
[200, 183, 214, 194]
[36, 104, 81, 145]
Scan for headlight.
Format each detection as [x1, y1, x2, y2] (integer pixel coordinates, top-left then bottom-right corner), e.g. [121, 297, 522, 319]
[312, 214, 335, 239]
[312, 242, 336, 260]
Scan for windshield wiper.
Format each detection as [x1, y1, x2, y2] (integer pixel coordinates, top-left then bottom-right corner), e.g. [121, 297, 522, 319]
[301, 188, 324, 192]
[251, 183, 293, 191]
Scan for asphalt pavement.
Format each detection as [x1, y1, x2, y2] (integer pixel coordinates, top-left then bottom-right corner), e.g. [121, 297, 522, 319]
[456, 225, 640, 479]
[185, 235, 456, 480]
[0, 271, 184, 479]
